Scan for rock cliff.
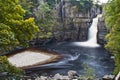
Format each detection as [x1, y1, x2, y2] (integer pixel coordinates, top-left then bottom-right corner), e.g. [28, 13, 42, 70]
[53, 0, 101, 41]
[97, 17, 108, 45]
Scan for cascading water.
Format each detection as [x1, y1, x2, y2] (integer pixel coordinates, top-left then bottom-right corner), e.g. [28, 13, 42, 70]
[72, 15, 102, 47]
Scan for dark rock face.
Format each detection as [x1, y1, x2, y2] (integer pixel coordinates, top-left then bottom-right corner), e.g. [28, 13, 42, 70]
[53, 0, 101, 42]
[97, 17, 108, 45]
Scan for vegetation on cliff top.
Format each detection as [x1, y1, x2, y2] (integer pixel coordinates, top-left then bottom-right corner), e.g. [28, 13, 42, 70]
[104, 0, 120, 74]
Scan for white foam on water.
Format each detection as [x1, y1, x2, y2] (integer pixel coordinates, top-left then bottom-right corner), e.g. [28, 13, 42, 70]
[8, 51, 52, 67]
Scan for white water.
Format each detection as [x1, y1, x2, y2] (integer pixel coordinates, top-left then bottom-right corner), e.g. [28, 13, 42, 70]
[73, 15, 102, 47]
[8, 51, 53, 67]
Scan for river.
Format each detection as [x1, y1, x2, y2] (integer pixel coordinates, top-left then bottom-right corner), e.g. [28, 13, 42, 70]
[25, 15, 114, 78]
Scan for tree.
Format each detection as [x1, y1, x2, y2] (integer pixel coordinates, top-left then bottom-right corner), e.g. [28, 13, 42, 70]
[0, 56, 22, 79]
[70, 0, 93, 12]
[104, 0, 120, 74]
[0, 0, 39, 53]
[34, 2, 56, 39]
[19, 0, 34, 18]
[46, 0, 56, 9]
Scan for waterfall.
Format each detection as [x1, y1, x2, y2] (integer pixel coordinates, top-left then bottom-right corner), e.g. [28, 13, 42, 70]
[73, 15, 102, 47]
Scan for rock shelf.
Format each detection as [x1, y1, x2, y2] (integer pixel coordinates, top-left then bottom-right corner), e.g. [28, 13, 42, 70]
[7, 48, 61, 69]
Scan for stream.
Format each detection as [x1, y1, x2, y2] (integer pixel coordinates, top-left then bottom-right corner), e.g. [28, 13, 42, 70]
[25, 15, 114, 78]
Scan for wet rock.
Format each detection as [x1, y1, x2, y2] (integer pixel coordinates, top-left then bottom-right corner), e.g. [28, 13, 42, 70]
[39, 76, 47, 80]
[54, 73, 63, 80]
[97, 17, 108, 45]
[68, 70, 78, 79]
[62, 76, 70, 80]
[103, 75, 115, 80]
[115, 72, 120, 80]
[0, 72, 8, 76]
[110, 56, 115, 59]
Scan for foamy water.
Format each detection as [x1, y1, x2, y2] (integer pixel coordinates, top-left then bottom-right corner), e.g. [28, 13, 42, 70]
[8, 51, 52, 67]
[73, 15, 102, 47]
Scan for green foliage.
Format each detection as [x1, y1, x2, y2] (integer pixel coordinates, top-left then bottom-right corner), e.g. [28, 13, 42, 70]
[0, 56, 22, 74]
[34, 2, 57, 39]
[81, 63, 96, 80]
[0, 0, 39, 52]
[0, 23, 19, 52]
[70, 0, 93, 12]
[0, 56, 23, 79]
[104, 0, 120, 29]
[19, 0, 34, 18]
[46, 0, 56, 8]
[104, 0, 120, 74]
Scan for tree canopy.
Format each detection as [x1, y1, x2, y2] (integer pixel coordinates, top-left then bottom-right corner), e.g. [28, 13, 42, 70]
[0, 0, 39, 53]
[104, 0, 120, 74]
[70, 0, 93, 12]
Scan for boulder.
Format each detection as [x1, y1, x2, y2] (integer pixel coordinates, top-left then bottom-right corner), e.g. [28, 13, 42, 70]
[115, 72, 120, 80]
[68, 70, 78, 79]
[54, 73, 63, 80]
[103, 75, 115, 80]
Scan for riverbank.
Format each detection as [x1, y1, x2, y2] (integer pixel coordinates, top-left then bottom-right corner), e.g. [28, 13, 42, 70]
[22, 70, 116, 80]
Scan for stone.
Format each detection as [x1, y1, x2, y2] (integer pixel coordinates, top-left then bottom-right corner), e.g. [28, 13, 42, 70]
[39, 76, 47, 80]
[103, 75, 115, 80]
[110, 56, 115, 59]
[54, 73, 63, 80]
[0, 72, 8, 76]
[97, 17, 108, 45]
[62, 76, 70, 80]
[68, 70, 78, 78]
[115, 72, 120, 80]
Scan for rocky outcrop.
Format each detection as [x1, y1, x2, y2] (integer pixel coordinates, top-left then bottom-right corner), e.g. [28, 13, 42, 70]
[97, 17, 108, 45]
[22, 70, 116, 80]
[53, 19, 91, 41]
[102, 75, 115, 80]
[53, 0, 101, 42]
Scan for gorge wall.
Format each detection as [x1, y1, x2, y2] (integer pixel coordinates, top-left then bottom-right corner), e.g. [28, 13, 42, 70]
[97, 17, 108, 45]
[29, 0, 103, 47]
[53, 0, 102, 42]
